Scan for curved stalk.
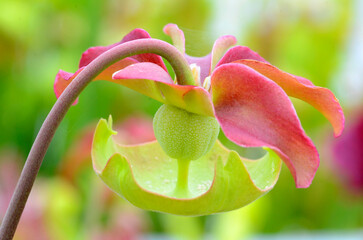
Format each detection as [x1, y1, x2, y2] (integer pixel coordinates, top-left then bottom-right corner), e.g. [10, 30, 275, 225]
[0, 39, 194, 239]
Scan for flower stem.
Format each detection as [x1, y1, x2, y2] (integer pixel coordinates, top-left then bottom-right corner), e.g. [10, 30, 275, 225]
[0, 39, 194, 240]
[173, 159, 191, 198]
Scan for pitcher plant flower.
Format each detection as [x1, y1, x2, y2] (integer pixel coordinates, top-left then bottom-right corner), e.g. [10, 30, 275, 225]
[52, 24, 344, 216]
[0, 23, 346, 240]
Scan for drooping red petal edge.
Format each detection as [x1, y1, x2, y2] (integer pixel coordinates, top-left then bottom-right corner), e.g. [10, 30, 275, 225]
[210, 35, 237, 70]
[54, 68, 84, 105]
[54, 28, 169, 103]
[211, 63, 319, 188]
[113, 62, 174, 84]
[215, 45, 268, 68]
[54, 58, 138, 103]
[237, 59, 345, 137]
[213, 44, 317, 87]
[112, 62, 215, 117]
[79, 28, 167, 71]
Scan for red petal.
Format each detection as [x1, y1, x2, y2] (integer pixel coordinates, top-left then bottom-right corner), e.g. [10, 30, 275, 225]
[237, 60, 345, 137]
[211, 35, 237, 70]
[79, 28, 167, 71]
[54, 68, 84, 105]
[215, 46, 268, 68]
[113, 62, 214, 116]
[113, 62, 174, 84]
[94, 58, 138, 81]
[211, 63, 319, 188]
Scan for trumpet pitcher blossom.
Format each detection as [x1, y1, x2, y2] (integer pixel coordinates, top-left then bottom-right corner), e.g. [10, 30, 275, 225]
[54, 24, 344, 215]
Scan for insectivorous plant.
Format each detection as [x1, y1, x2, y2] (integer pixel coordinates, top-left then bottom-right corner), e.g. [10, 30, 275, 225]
[0, 24, 344, 238]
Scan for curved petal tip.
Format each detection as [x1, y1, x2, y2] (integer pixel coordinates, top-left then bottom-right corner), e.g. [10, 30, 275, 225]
[211, 63, 319, 188]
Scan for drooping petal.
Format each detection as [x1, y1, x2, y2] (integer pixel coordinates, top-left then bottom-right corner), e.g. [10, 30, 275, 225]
[211, 63, 319, 188]
[53, 58, 138, 101]
[54, 68, 84, 105]
[236, 59, 345, 137]
[94, 58, 138, 81]
[210, 35, 237, 70]
[215, 46, 268, 68]
[92, 117, 281, 216]
[54, 28, 170, 103]
[112, 62, 214, 116]
[163, 24, 185, 53]
[79, 28, 167, 71]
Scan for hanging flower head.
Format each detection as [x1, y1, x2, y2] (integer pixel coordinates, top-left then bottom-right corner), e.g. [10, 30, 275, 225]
[54, 24, 344, 215]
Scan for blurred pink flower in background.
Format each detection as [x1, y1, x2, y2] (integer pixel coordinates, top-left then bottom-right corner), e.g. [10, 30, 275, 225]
[332, 111, 363, 193]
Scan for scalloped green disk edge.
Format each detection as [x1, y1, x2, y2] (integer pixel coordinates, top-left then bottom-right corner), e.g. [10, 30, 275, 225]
[92, 117, 282, 216]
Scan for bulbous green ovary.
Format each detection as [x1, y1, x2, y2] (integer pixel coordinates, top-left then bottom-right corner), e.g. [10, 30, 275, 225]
[153, 104, 220, 161]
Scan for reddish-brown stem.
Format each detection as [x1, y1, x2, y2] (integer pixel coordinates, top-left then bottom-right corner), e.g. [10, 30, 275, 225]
[0, 39, 194, 239]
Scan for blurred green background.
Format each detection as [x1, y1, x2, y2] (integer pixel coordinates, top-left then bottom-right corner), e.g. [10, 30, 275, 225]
[1, 0, 362, 239]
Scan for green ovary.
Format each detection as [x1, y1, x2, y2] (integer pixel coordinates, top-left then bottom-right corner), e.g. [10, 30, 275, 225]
[153, 104, 220, 161]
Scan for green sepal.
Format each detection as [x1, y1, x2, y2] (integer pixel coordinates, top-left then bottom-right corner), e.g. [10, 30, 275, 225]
[92, 117, 282, 216]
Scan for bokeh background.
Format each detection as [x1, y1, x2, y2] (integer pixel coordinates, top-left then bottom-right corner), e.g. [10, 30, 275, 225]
[1, 0, 362, 239]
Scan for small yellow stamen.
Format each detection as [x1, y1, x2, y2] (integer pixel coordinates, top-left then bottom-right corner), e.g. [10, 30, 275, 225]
[203, 76, 211, 91]
[189, 63, 201, 86]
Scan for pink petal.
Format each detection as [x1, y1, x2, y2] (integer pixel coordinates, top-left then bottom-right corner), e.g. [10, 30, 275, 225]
[113, 62, 174, 84]
[53, 58, 138, 103]
[113, 62, 214, 116]
[211, 35, 237, 70]
[237, 60, 345, 137]
[54, 68, 84, 105]
[163, 24, 185, 53]
[211, 63, 319, 188]
[79, 28, 167, 71]
[215, 46, 268, 68]
[94, 58, 138, 81]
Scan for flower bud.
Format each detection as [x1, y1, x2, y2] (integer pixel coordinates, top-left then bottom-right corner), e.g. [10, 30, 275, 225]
[153, 104, 220, 161]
